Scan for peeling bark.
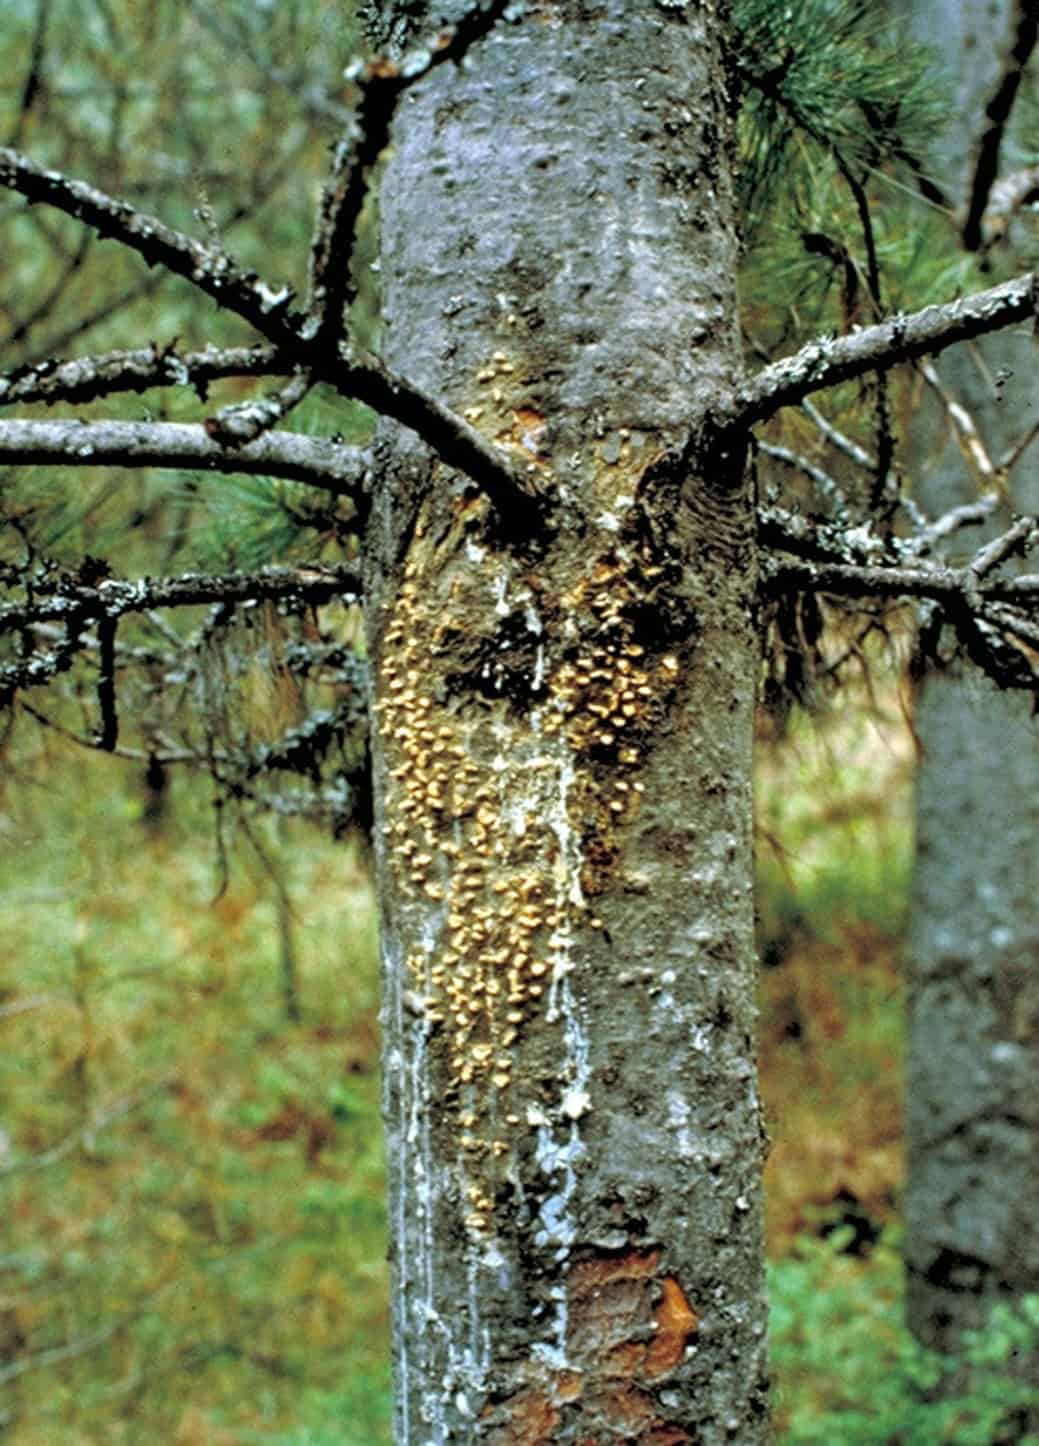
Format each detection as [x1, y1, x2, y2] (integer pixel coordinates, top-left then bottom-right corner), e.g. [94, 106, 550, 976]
[363, 3, 767, 1441]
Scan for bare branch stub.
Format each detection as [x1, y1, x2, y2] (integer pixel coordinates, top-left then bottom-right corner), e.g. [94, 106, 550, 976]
[206, 371, 315, 446]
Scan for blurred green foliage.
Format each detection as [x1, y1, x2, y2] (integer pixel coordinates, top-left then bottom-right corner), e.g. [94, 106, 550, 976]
[771, 1232, 1039, 1445]
[0, 733, 390, 1441]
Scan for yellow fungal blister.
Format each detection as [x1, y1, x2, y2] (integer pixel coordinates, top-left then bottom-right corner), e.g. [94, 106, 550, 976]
[377, 514, 682, 1228]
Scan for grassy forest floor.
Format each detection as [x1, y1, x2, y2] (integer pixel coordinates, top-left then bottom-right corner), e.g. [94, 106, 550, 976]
[1, 698, 1035, 1443]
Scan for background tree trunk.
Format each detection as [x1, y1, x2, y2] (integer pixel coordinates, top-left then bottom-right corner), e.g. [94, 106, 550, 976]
[896, 0, 1039, 1394]
[364, 3, 769, 1440]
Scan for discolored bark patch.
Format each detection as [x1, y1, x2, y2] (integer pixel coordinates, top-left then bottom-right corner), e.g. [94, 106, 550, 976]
[483, 1251, 700, 1443]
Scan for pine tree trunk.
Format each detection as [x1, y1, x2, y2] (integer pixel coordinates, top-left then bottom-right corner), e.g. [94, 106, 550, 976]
[362, 3, 769, 1440]
[896, 0, 1039, 1399]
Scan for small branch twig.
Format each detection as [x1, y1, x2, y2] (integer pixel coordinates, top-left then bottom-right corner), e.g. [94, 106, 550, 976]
[969, 513, 1037, 581]
[906, 493, 1001, 556]
[962, 0, 1039, 251]
[758, 501, 1039, 603]
[207, 370, 314, 445]
[756, 440, 850, 516]
[916, 355, 999, 487]
[800, 397, 876, 472]
[998, 414, 1039, 480]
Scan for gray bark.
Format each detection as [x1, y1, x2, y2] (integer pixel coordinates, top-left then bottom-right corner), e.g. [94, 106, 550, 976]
[895, 0, 1039, 1390]
[364, 3, 768, 1441]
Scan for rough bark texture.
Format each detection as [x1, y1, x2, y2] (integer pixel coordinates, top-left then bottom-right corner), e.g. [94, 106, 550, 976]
[363, 3, 768, 1440]
[896, 0, 1039, 1391]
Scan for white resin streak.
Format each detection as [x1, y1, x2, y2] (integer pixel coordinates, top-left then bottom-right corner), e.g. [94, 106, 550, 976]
[384, 932, 413, 1440]
[531, 748, 593, 1370]
[402, 570, 601, 1433]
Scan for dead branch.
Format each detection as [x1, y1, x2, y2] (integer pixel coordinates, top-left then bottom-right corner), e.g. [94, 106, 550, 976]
[0, 144, 547, 526]
[0, 343, 285, 409]
[0, 146, 305, 339]
[761, 548, 1039, 608]
[0, 418, 370, 498]
[0, 562, 361, 634]
[729, 271, 1038, 428]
